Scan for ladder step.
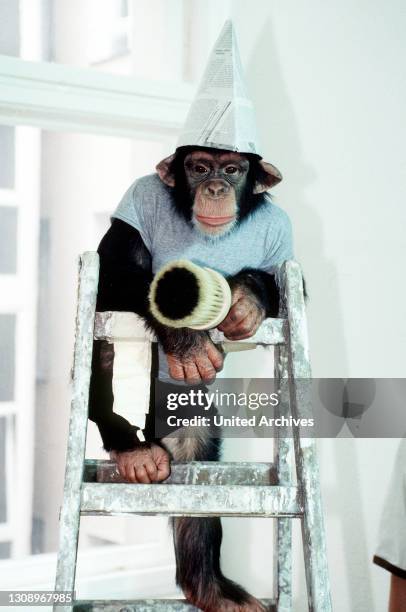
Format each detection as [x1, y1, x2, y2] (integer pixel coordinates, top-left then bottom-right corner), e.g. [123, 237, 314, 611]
[81, 483, 302, 517]
[94, 310, 287, 346]
[84, 460, 278, 485]
[73, 599, 276, 611]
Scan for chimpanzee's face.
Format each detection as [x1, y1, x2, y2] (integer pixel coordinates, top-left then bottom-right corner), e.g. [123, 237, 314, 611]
[183, 150, 250, 237]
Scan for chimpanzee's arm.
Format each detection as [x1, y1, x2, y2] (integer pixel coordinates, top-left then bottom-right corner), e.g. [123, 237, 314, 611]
[89, 218, 211, 451]
[88, 219, 151, 450]
[88, 340, 145, 451]
[96, 218, 152, 314]
[217, 268, 284, 341]
[228, 268, 280, 317]
[219, 267, 307, 342]
[96, 219, 208, 353]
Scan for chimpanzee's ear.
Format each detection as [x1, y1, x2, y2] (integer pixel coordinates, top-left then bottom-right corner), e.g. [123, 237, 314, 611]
[253, 160, 283, 193]
[156, 154, 176, 187]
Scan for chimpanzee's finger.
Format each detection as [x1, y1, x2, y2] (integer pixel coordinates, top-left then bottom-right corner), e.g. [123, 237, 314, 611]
[218, 298, 249, 332]
[117, 463, 127, 481]
[196, 356, 216, 383]
[156, 454, 171, 481]
[184, 361, 201, 384]
[124, 463, 137, 483]
[206, 342, 224, 371]
[168, 357, 185, 381]
[135, 466, 151, 484]
[230, 316, 264, 341]
[144, 460, 158, 482]
[223, 312, 255, 340]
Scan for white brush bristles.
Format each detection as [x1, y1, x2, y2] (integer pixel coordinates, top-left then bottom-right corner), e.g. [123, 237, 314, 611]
[149, 260, 232, 330]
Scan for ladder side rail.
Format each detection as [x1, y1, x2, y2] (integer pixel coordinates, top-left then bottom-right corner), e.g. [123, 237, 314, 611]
[273, 267, 295, 612]
[54, 252, 100, 608]
[283, 261, 332, 611]
[273, 342, 294, 612]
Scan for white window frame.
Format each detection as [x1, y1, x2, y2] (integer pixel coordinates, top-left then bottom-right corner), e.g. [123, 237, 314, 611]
[0, 543, 176, 603]
[0, 55, 193, 138]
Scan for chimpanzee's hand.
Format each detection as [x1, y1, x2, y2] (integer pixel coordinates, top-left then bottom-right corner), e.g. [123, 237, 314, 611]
[166, 335, 223, 384]
[110, 443, 170, 484]
[218, 285, 265, 340]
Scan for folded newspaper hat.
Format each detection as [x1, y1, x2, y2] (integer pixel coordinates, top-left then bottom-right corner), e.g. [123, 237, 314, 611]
[156, 20, 282, 191]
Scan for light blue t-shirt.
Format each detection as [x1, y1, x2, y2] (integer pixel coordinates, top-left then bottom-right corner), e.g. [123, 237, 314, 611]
[112, 173, 294, 380]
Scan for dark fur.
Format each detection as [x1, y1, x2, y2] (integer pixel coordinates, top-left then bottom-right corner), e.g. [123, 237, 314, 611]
[97, 219, 152, 314]
[88, 340, 147, 452]
[89, 150, 284, 610]
[228, 268, 280, 318]
[173, 517, 256, 611]
[168, 429, 253, 611]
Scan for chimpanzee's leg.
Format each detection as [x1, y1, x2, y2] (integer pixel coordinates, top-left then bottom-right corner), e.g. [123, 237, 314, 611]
[161, 430, 266, 612]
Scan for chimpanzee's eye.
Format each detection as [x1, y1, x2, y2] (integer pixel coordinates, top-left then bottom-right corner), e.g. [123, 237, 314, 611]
[194, 165, 209, 174]
[224, 165, 239, 175]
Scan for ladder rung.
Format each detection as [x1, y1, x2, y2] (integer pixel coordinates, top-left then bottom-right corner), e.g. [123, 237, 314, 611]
[80, 483, 302, 517]
[94, 311, 287, 345]
[84, 460, 278, 485]
[73, 598, 276, 611]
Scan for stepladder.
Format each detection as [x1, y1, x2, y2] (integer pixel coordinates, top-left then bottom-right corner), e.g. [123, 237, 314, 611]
[54, 251, 332, 612]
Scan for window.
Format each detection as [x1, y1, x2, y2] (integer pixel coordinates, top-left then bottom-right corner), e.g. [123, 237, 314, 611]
[0, 315, 16, 400]
[48, 0, 190, 81]
[0, 126, 15, 188]
[0, 208, 17, 274]
[86, 0, 131, 64]
[0, 1, 19, 57]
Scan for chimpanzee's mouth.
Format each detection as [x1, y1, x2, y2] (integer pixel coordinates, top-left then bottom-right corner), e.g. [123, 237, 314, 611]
[196, 215, 235, 227]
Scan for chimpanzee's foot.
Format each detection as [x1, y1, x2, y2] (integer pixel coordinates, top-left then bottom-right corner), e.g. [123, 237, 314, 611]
[183, 585, 267, 612]
[210, 595, 267, 612]
[110, 443, 170, 483]
[240, 595, 268, 612]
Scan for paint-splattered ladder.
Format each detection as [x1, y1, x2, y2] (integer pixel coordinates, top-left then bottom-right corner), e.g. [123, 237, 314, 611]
[54, 252, 332, 612]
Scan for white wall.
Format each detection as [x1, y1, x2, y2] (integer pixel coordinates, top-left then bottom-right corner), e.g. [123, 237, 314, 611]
[210, 2, 406, 610]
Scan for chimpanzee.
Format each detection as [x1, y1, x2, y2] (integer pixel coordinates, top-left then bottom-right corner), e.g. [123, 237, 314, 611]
[89, 145, 294, 612]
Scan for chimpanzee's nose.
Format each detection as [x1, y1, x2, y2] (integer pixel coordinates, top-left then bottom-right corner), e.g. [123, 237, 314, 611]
[206, 180, 228, 197]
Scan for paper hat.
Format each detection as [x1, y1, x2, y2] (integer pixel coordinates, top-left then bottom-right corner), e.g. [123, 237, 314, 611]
[157, 20, 282, 190]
